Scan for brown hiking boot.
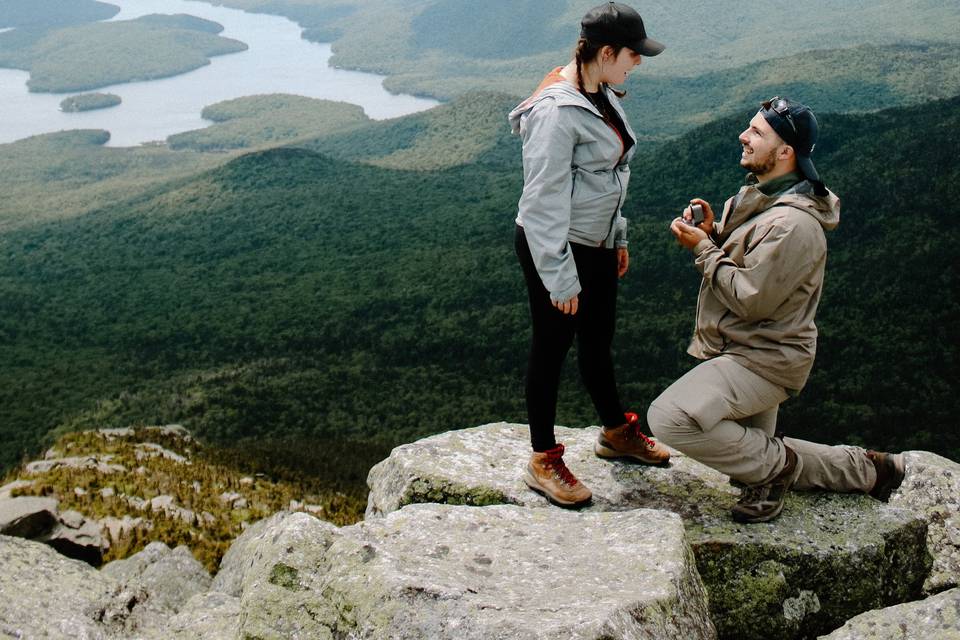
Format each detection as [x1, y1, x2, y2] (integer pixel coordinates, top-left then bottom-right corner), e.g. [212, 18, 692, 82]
[523, 444, 592, 508]
[866, 450, 905, 502]
[731, 445, 802, 524]
[595, 412, 670, 465]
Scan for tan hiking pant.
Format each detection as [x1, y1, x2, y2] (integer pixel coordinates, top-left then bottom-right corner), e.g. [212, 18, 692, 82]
[648, 356, 876, 490]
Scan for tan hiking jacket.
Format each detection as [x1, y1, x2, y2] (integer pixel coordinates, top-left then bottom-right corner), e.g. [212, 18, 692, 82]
[688, 178, 841, 391]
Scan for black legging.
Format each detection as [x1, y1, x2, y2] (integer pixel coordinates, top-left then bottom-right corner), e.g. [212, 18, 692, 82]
[515, 225, 626, 451]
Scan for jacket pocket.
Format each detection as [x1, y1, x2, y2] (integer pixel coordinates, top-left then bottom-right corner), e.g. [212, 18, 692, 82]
[570, 167, 621, 240]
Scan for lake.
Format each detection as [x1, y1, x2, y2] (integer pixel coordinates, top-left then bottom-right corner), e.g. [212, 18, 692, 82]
[0, 0, 439, 147]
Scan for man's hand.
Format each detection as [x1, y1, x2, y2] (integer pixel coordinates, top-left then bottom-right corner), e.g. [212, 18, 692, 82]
[552, 295, 579, 315]
[683, 198, 716, 233]
[673, 197, 716, 251]
[617, 247, 629, 278]
[670, 217, 708, 251]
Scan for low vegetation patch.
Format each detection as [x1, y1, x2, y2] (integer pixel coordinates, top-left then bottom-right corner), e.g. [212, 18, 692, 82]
[6, 426, 366, 573]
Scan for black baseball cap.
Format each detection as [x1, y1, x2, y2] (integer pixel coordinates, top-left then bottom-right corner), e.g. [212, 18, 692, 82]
[580, 2, 665, 57]
[759, 96, 825, 192]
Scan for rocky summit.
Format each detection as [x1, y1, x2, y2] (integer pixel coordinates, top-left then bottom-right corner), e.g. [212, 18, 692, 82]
[367, 423, 957, 640]
[0, 422, 958, 639]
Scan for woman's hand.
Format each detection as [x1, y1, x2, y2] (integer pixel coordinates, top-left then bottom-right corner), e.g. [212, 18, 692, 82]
[617, 247, 629, 278]
[552, 295, 579, 315]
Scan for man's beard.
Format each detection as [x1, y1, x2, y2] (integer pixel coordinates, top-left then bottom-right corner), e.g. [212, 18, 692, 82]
[741, 146, 778, 175]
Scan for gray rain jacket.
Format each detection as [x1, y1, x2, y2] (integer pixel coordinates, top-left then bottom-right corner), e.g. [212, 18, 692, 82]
[689, 178, 841, 391]
[509, 71, 636, 303]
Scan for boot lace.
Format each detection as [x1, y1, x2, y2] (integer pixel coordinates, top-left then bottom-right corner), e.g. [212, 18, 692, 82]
[625, 413, 657, 450]
[543, 444, 579, 487]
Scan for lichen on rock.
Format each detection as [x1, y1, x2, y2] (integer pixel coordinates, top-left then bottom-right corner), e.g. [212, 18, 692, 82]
[818, 586, 960, 640]
[890, 451, 960, 594]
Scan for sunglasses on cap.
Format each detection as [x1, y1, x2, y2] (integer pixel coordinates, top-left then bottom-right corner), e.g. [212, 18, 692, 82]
[761, 96, 798, 138]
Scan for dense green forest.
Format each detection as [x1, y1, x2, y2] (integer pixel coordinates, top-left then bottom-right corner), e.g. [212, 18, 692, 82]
[1, 92, 957, 492]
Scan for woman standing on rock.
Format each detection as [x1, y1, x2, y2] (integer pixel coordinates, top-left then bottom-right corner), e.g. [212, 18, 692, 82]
[509, 2, 670, 508]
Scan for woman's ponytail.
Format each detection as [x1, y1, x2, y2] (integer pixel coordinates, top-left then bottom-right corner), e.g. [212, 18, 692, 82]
[572, 38, 627, 99]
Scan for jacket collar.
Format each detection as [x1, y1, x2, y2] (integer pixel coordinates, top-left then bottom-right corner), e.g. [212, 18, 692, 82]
[508, 69, 636, 147]
[749, 171, 803, 197]
[719, 179, 840, 242]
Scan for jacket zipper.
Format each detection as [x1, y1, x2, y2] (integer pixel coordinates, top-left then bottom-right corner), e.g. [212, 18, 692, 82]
[585, 98, 629, 246]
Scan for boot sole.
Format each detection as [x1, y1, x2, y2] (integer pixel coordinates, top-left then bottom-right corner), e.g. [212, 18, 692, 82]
[594, 442, 670, 466]
[731, 501, 785, 524]
[523, 471, 591, 509]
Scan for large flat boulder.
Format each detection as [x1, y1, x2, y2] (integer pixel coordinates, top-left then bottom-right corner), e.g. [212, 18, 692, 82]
[101, 541, 212, 616]
[0, 497, 107, 565]
[213, 506, 715, 639]
[211, 510, 334, 599]
[818, 586, 960, 639]
[38, 517, 105, 566]
[366, 423, 934, 640]
[0, 535, 131, 639]
[25, 455, 126, 475]
[0, 535, 226, 640]
[212, 511, 342, 638]
[136, 591, 240, 640]
[0, 496, 59, 538]
[890, 451, 960, 594]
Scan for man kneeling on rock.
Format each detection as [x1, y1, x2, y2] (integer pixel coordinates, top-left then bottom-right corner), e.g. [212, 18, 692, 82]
[649, 96, 904, 524]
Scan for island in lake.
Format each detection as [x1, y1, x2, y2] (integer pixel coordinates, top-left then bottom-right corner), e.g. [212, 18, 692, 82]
[60, 92, 122, 112]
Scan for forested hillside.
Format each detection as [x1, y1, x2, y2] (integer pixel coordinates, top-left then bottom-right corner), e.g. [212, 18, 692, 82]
[1, 93, 957, 490]
[198, 0, 960, 99]
[0, 130, 228, 232]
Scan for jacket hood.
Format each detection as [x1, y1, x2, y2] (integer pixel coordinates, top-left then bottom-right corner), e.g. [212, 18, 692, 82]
[508, 69, 605, 134]
[723, 179, 840, 242]
[776, 188, 840, 231]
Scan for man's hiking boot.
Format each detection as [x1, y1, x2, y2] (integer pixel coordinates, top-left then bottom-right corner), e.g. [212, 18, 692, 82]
[524, 444, 592, 508]
[866, 450, 905, 502]
[595, 412, 670, 465]
[731, 445, 802, 524]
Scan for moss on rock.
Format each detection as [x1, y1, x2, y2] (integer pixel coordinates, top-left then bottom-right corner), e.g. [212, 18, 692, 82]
[268, 562, 302, 591]
[400, 476, 515, 508]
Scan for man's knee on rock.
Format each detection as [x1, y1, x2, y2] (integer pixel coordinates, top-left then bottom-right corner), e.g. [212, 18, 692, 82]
[647, 401, 678, 446]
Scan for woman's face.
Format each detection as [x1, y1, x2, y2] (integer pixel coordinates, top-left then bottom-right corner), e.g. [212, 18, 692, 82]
[600, 47, 642, 85]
